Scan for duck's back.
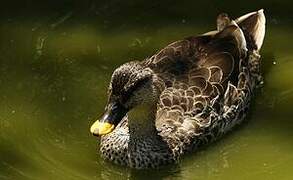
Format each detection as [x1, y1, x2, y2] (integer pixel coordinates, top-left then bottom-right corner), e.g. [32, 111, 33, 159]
[143, 10, 265, 155]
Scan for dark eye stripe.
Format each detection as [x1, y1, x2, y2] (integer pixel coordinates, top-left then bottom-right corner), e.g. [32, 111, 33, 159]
[127, 77, 149, 94]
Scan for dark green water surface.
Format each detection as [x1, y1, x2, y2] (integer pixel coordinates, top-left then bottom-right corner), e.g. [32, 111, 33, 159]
[0, 1, 293, 179]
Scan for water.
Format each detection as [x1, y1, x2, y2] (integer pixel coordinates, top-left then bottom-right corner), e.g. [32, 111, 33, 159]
[1, 2, 293, 179]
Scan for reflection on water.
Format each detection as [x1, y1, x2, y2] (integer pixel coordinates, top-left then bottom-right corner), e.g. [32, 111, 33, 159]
[1, 6, 293, 180]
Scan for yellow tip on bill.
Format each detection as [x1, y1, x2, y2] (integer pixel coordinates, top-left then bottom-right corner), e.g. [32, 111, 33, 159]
[90, 121, 115, 135]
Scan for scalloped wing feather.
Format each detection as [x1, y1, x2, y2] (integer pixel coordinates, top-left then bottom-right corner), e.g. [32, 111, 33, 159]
[150, 19, 251, 148]
[141, 10, 264, 154]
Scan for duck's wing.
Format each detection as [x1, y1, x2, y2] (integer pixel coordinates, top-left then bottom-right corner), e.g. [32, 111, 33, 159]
[144, 19, 249, 148]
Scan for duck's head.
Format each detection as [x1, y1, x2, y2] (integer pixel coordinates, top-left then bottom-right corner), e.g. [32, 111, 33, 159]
[90, 61, 157, 136]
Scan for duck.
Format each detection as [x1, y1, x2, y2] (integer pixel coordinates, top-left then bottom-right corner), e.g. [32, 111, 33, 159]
[90, 9, 266, 169]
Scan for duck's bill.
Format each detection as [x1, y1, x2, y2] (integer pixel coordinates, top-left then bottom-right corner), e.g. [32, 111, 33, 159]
[90, 121, 115, 135]
[90, 102, 127, 136]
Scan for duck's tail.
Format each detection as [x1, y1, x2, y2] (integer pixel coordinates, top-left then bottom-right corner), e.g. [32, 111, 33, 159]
[235, 9, 266, 52]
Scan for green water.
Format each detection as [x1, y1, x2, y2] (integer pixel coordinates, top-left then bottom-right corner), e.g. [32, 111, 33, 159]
[1, 1, 293, 179]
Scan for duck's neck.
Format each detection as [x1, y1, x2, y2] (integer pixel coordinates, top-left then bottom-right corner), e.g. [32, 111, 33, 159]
[125, 101, 175, 168]
[127, 101, 158, 138]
